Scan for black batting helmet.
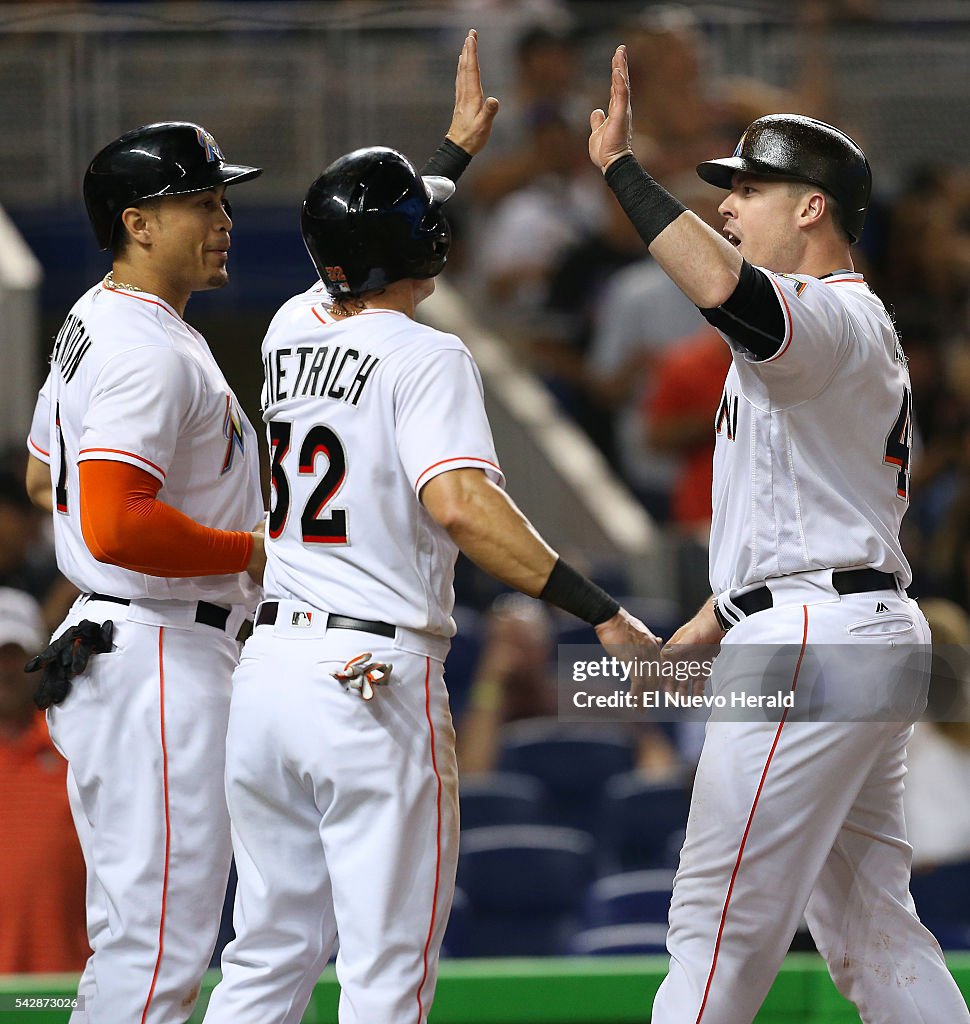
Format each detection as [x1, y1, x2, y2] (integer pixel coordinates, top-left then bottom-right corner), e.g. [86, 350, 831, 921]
[696, 114, 872, 242]
[83, 122, 262, 250]
[301, 146, 454, 298]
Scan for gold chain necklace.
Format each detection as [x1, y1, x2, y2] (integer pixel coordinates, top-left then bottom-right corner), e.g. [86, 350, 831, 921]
[103, 270, 145, 293]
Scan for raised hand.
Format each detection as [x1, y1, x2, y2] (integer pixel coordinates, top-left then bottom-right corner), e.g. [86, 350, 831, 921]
[589, 44, 636, 174]
[445, 29, 500, 156]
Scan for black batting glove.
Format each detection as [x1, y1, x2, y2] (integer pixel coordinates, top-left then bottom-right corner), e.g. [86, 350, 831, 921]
[26, 619, 115, 710]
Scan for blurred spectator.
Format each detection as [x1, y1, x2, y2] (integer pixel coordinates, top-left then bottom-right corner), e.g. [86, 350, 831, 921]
[475, 107, 603, 335]
[530, 187, 647, 459]
[899, 321, 970, 592]
[915, 344, 970, 607]
[457, 593, 683, 781]
[0, 588, 88, 973]
[587, 178, 721, 518]
[457, 594, 558, 775]
[887, 165, 970, 329]
[624, 3, 835, 185]
[644, 325, 732, 538]
[465, 21, 588, 206]
[903, 598, 970, 870]
[0, 468, 78, 632]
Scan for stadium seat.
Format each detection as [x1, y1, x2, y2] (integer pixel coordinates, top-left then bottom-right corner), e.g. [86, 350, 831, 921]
[497, 719, 637, 831]
[459, 772, 549, 830]
[909, 859, 970, 949]
[580, 868, 676, 930]
[209, 860, 237, 968]
[570, 923, 669, 955]
[451, 824, 597, 957]
[444, 604, 484, 720]
[599, 771, 692, 871]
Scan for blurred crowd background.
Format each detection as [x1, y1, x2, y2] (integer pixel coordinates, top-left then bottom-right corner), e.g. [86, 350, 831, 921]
[3, 0, 970, 979]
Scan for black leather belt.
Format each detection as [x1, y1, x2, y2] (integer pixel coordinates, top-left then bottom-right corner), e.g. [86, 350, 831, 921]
[86, 593, 240, 634]
[255, 601, 395, 639]
[714, 568, 899, 631]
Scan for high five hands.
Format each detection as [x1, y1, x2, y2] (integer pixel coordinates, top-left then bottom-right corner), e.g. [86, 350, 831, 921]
[446, 29, 500, 156]
[589, 44, 636, 174]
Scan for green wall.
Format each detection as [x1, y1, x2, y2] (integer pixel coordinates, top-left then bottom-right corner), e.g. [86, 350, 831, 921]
[3, 953, 970, 1023]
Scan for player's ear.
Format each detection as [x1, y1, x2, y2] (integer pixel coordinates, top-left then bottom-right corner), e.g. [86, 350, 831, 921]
[799, 189, 827, 230]
[119, 205, 155, 246]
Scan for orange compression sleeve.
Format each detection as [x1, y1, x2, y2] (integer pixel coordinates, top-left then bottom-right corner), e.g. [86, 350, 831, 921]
[79, 460, 254, 578]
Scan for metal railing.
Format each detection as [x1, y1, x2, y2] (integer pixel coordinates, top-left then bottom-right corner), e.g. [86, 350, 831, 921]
[2, 2, 970, 208]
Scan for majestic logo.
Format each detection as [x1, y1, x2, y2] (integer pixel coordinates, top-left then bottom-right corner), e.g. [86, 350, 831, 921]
[291, 611, 313, 627]
[875, 602, 889, 613]
[195, 127, 224, 163]
[716, 390, 739, 441]
[221, 395, 245, 474]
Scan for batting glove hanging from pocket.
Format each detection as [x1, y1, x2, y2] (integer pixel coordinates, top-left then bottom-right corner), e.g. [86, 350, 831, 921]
[333, 652, 393, 701]
[26, 619, 115, 710]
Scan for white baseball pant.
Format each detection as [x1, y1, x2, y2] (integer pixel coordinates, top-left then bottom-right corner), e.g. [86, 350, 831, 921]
[203, 610, 458, 1024]
[47, 595, 242, 1024]
[653, 590, 970, 1024]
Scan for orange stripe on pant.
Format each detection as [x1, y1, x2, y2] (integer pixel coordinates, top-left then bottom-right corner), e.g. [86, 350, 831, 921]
[695, 605, 810, 1024]
[416, 656, 443, 1024]
[141, 628, 172, 1024]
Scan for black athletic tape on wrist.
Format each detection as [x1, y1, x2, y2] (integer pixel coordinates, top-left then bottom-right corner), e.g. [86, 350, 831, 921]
[540, 558, 620, 626]
[421, 138, 472, 183]
[604, 154, 687, 248]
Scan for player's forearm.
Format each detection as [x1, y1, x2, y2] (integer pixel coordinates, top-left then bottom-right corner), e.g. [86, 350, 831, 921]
[424, 471, 557, 596]
[79, 460, 253, 578]
[604, 155, 742, 308]
[25, 453, 53, 513]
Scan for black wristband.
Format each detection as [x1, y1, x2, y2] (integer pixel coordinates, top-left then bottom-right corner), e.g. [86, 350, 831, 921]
[420, 138, 472, 184]
[539, 558, 620, 627]
[604, 154, 687, 248]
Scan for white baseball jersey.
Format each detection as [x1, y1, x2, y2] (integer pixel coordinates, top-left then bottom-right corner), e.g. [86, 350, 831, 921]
[709, 270, 913, 595]
[260, 282, 503, 636]
[28, 280, 263, 608]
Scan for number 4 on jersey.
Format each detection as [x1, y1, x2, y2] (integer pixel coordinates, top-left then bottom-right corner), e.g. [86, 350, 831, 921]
[268, 419, 349, 544]
[883, 386, 913, 500]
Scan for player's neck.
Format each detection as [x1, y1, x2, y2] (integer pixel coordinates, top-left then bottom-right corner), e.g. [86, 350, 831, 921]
[793, 242, 855, 280]
[107, 260, 191, 317]
[331, 279, 431, 321]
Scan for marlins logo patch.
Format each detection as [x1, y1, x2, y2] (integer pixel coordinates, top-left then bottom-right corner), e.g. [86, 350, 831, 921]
[222, 395, 245, 474]
[778, 273, 809, 298]
[195, 127, 224, 163]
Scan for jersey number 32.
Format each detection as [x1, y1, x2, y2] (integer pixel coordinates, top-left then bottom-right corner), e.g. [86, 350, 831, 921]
[268, 419, 348, 544]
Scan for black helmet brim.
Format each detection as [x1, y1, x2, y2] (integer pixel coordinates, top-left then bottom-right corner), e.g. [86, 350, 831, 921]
[147, 163, 263, 199]
[423, 175, 456, 207]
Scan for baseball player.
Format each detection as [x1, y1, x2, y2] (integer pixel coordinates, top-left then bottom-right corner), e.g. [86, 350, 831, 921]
[20, 33, 503, 1023]
[588, 47, 970, 1023]
[23, 121, 266, 1024]
[201, 144, 660, 1024]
